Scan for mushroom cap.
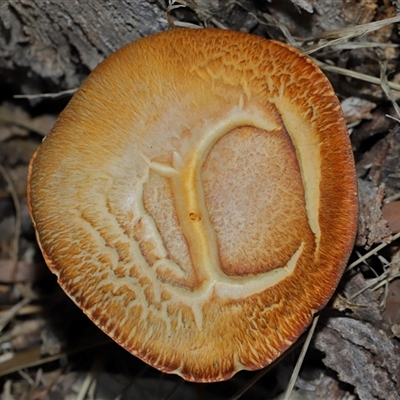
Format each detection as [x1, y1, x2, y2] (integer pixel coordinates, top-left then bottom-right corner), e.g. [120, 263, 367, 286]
[27, 28, 358, 382]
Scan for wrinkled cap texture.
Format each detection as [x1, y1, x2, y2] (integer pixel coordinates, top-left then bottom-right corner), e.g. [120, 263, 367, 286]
[27, 28, 358, 382]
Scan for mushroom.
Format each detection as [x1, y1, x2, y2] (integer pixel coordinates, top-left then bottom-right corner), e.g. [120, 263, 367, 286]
[27, 28, 358, 382]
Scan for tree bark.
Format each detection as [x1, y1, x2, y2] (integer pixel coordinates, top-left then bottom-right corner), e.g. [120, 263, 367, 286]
[0, 0, 168, 90]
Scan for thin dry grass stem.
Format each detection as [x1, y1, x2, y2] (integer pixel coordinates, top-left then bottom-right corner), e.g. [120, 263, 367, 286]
[247, 11, 299, 47]
[386, 114, 400, 123]
[282, 314, 320, 400]
[18, 368, 35, 386]
[31, 367, 43, 398]
[380, 60, 400, 119]
[158, 18, 202, 28]
[0, 163, 21, 280]
[314, 59, 400, 92]
[352, 250, 382, 279]
[14, 88, 76, 100]
[0, 304, 43, 319]
[207, 17, 228, 29]
[348, 260, 397, 300]
[347, 231, 400, 273]
[376, 253, 390, 274]
[319, 15, 400, 39]
[76, 358, 102, 400]
[382, 284, 390, 310]
[303, 15, 400, 54]
[76, 372, 92, 400]
[0, 296, 32, 332]
[332, 42, 399, 50]
[166, 0, 187, 28]
[346, 250, 400, 310]
[167, 0, 228, 29]
[384, 192, 400, 203]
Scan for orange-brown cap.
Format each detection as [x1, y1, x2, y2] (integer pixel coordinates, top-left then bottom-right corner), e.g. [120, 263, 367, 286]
[27, 28, 358, 382]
